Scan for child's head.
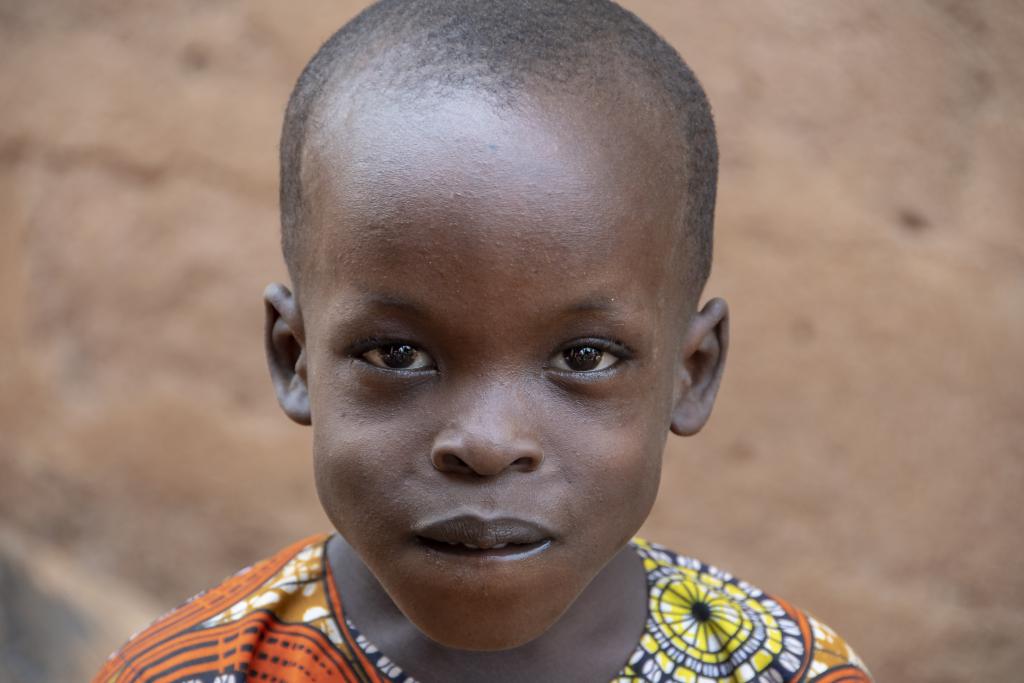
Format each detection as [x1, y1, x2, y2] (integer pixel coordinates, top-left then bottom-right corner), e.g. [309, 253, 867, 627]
[264, 0, 727, 652]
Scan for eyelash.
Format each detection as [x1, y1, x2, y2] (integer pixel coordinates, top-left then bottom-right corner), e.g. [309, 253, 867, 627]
[563, 338, 631, 356]
[348, 337, 633, 374]
[349, 336, 428, 356]
[349, 337, 404, 357]
[550, 338, 633, 374]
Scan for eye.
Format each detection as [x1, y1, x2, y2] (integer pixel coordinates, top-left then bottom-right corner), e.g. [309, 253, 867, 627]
[361, 343, 435, 371]
[549, 343, 621, 373]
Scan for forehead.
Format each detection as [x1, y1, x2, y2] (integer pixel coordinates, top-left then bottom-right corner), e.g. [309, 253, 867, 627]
[300, 89, 688, 317]
[308, 87, 678, 213]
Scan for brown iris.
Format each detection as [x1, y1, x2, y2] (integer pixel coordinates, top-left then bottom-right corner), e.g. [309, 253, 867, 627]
[562, 346, 603, 371]
[379, 344, 417, 368]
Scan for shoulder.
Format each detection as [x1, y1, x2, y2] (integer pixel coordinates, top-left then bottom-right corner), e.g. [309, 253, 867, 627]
[92, 534, 388, 683]
[616, 538, 873, 683]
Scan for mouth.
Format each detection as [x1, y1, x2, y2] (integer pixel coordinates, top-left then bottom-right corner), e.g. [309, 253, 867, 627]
[413, 514, 554, 560]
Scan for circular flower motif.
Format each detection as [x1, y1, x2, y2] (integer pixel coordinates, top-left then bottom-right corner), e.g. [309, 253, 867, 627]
[625, 540, 808, 682]
[650, 575, 758, 667]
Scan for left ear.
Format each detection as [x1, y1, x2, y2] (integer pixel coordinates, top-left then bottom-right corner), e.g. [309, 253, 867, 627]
[670, 297, 729, 436]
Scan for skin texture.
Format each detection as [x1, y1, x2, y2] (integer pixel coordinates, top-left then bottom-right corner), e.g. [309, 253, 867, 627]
[264, 87, 728, 682]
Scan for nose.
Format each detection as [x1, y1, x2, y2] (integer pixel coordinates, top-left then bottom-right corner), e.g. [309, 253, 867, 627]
[430, 430, 544, 477]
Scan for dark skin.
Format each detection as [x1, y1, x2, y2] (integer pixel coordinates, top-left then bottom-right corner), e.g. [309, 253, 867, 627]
[265, 87, 728, 682]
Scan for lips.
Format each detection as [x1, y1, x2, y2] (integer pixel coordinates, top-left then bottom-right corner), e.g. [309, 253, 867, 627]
[413, 514, 554, 559]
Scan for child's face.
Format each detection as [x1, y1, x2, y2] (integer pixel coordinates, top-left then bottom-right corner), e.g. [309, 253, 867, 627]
[265, 90, 727, 650]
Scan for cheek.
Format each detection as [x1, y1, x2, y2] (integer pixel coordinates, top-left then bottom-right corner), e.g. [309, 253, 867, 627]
[308, 371, 433, 537]
[576, 421, 664, 502]
[564, 358, 674, 478]
[551, 398, 669, 548]
[579, 360, 677, 531]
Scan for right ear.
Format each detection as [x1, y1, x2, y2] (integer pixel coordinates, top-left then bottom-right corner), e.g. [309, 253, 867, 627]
[264, 283, 311, 425]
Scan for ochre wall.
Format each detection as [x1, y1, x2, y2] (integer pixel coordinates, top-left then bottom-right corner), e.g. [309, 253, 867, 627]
[1, 2, 1022, 680]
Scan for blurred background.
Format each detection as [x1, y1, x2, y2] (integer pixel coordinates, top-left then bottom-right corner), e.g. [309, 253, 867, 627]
[1, 1, 1022, 681]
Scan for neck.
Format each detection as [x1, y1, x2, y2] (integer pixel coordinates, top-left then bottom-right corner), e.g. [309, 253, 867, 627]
[327, 534, 648, 683]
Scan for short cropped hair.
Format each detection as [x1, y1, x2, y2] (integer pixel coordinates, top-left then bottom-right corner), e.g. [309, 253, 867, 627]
[280, 0, 717, 292]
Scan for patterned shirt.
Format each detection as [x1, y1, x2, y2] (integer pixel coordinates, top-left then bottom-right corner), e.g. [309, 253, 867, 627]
[94, 535, 871, 683]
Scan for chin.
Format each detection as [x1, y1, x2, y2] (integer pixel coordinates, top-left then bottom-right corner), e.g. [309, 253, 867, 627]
[379, 559, 581, 652]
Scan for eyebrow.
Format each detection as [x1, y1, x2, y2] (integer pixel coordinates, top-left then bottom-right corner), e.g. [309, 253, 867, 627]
[564, 297, 621, 315]
[352, 291, 621, 312]
[321, 291, 429, 328]
[358, 292, 425, 313]
[334, 291, 629, 327]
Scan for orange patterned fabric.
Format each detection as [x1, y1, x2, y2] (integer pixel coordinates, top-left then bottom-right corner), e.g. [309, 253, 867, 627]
[94, 535, 387, 683]
[95, 535, 871, 683]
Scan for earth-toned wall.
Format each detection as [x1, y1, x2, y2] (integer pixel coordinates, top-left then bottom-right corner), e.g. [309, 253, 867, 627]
[1, 2, 1022, 681]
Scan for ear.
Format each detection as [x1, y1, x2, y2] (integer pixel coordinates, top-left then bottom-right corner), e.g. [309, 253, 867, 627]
[670, 297, 729, 437]
[264, 283, 311, 426]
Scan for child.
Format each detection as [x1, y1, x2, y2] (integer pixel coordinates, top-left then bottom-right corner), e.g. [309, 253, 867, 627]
[96, 1, 872, 681]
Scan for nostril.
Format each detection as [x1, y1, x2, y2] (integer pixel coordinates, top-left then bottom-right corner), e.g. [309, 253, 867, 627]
[429, 432, 544, 476]
[436, 451, 474, 474]
[511, 455, 539, 472]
